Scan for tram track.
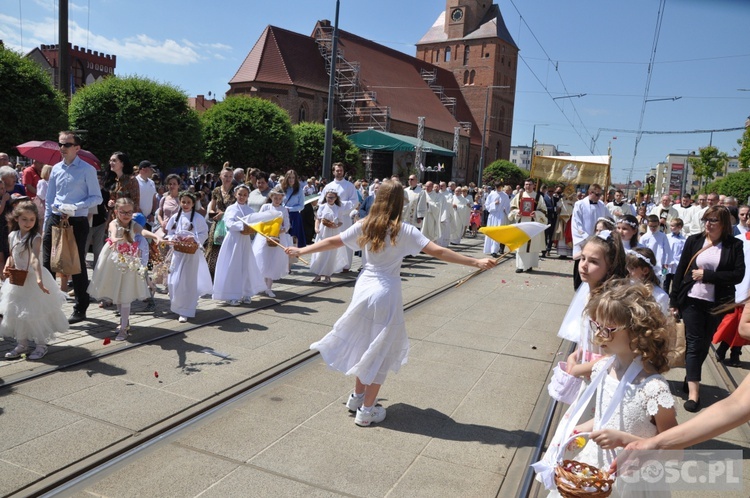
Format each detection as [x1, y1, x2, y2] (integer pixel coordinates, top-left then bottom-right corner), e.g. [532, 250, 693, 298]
[8, 246, 510, 497]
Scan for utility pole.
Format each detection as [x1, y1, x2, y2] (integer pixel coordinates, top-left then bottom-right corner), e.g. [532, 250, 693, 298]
[59, 0, 70, 99]
[322, 0, 340, 181]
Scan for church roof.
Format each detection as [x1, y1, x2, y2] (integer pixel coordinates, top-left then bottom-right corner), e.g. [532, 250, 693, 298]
[229, 25, 329, 92]
[417, 5, 518, 48]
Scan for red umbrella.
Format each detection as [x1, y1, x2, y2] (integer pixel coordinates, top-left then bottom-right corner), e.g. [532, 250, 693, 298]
[15, 140, 101, 170]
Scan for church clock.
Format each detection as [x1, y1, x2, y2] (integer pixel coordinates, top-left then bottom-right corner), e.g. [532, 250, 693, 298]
[451, 8, 464, 22]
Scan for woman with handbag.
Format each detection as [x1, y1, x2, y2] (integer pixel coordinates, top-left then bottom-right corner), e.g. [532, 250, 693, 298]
[670, 205, 745, 412]
[205, 167, 236, 278]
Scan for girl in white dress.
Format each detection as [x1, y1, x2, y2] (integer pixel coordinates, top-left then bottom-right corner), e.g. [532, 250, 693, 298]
[1, 202, 68, 360]
[626, 247, 670, 315]
[309, 190, 348, 283]
[617, 215, 642, 252]
[286, 180, 496, 427]
[89, 198, 158, 340]
[166, 191, 212, 322]
[252, 186, 292, 297]
[537, 280, 677, 497]
[212, 184, 265, 305]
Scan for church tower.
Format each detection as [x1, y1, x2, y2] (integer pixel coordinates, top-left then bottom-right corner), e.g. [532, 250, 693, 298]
[416, 1, 518, 168]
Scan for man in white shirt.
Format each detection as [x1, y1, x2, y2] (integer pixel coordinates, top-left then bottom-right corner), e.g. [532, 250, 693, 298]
[640, 215, 672, 282]
[687, 193, 709, 235]
[606, 189, 635, 218]
[571, 183, 611, 289]
[418, 181, 443, 242]
[674, 193, 695, 236]
[136, 161, 158, 230]
[649, 195, 680, 233]
[734, 205, 750, 235]
[403, 174, 424, 228]
[483, 181, 510, 256]
[318, 162, 359, 270]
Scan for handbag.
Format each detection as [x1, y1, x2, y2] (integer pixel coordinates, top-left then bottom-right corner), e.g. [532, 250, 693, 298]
[667, 320, 686, 368]
[547, 362, 583, 405]
[213, 218, 227, 245]
[50, 217, 82, 275]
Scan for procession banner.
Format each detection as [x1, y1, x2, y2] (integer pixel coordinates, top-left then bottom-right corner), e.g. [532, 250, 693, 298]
[241, 212, 282, 237]
[530, 155, 610, 186]
[479, 222, 549, 252]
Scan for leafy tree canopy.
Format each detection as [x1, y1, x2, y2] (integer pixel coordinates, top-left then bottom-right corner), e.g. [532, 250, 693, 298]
[202, 96, 294, 172]
[689, 145, 729, 192]
[292, 122, 361, 179]
[69, 76, 202, 171]
[705, 169, 750, 203]
[482, 160, 528, 187]
[738, 127, 750, 170]
[0, 46, 68, 154]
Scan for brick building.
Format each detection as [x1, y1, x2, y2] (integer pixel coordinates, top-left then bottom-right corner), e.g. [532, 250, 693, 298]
[228, 1, 517, 184]
[26, 43, 116, 93]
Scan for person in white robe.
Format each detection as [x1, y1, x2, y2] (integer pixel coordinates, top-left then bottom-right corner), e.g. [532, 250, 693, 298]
[402, 174, 423, 228]
[252, 188, 292, 297]
[554, 192, 575, 258]
[483, 181, 510, 255]
[436, 187, 452, 247]
[508, 179, 548, 272]
[213, 185, 266, 304]
[310, 191, 349, 283]
[606, 189, 635, 218]
[166, 192, 212, 322]
[571, 184, 611, 288]
[649, 195, 680, 233]
[450, 187, 471, 244]
[318, 163, 359, 271]
[418, 181, 442, 242]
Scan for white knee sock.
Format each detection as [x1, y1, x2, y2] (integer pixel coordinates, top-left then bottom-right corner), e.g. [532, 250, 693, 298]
[120, 303, 131, 329]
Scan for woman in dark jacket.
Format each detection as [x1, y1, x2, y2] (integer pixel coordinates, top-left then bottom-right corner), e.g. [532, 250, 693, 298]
[670, 205, 745, 412]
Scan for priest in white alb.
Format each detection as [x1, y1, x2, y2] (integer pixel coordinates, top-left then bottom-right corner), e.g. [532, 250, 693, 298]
[418, 181, 442, 242]
[508, 179, 548, 273]
[483, 181, 510, 256]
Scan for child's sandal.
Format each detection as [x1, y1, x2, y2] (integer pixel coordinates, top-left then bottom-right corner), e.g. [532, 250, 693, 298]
[115, 326, 130, 341]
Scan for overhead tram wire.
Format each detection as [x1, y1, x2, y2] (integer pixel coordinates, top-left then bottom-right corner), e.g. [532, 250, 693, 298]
[507, 0, 597, 153]
[628, 0, 667, 185]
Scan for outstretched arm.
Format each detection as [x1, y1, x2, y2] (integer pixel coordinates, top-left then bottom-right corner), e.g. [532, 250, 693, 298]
[421, 241, 496, 270]
[285, 235, 344, 257]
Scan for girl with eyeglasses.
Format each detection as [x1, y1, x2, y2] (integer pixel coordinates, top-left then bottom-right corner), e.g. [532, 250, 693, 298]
[535, 279, 677, 496]
[670, 205, 745, 412]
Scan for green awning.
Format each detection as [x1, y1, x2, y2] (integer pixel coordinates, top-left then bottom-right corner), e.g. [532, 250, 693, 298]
[348, 129, 455, 157]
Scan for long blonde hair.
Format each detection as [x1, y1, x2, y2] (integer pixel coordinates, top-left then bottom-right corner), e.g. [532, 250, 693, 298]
[357, 179, 404, 253]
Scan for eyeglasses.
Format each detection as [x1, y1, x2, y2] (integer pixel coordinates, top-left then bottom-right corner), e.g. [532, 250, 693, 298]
[118, 210, 134, 215]
[589, 319, 624, 340]
[591, 192, 602, 197]
[703, 218, 720, 224]
[59, 143, 76, 148]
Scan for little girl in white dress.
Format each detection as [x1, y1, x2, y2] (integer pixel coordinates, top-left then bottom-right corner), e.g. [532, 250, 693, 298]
[252, 186, 292, 297]
[1, 202, 68, 360]
[309, 191, 348, 283]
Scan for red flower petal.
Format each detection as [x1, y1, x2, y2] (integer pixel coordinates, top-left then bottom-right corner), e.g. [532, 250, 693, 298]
[501, 279, 506, 283]
[103, 338, 111, 345]
[154, 371, 159, 378]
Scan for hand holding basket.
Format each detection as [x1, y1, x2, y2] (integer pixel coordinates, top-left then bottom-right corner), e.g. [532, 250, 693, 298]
[554, 433, 614, 498]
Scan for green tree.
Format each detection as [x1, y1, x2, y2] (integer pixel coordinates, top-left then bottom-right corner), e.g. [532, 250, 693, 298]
[482, 159, 528, 187]
[0, 46, 68, 154]
[69, 76, 201, 170]
[738, 127, 750, 170]
[705, 169, 750, 203]
[689, 145, 729, 193]
[292, 122, 361, 178]
[202, 96, 294, 171]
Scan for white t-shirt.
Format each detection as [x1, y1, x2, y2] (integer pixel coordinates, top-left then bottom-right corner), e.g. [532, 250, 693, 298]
[136, 175, 157, 216]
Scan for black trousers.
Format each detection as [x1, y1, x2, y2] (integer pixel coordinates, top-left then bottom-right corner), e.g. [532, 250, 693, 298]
[681, 297, 723, 382]
[573, 258, 582, 290]
[43, 215, 90, 314]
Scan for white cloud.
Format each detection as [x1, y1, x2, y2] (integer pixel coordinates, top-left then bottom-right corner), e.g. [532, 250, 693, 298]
[0, 14, 228, 66]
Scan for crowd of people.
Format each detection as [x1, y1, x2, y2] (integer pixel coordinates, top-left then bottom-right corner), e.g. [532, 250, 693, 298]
[3, 140, 750, 471]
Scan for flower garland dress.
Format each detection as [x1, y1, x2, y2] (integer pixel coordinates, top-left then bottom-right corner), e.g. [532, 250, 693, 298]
[311, 222, 429, 385]
[212, 202, 265, 301]
[167, 210, 212, 317]
[0, 231, 68, 344]
[309, 203, 349, 277]
[252, 203, 292, 281]
[89, 221, 150, 304]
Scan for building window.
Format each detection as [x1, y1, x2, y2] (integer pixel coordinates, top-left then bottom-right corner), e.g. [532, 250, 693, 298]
[463, 45, 470, 65]
[298, 103, 308, 123]
[463, 70, 469, 85]
[436, 49, 440, 62]
[469, 70, 475, 85]
[445, 47, 451, 62]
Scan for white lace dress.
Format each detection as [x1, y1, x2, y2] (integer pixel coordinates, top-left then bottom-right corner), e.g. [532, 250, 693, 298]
[309, 203, 348, 277]
[548, 360, 675, 498]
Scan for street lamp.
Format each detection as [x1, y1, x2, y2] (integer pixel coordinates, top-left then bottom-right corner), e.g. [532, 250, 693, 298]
[552, 93, 586, 100]
[645, 96, 682, 102]
[531, 123, 548, 159]
[477, 85, 510, 185]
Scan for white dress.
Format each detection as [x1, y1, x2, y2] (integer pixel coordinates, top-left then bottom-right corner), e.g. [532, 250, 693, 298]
[252, 203, 292, 281]
[450, 195, 471, 244]
[547, 360, 674, 498]
[213, 203, 265, 301]
[167, 210, 212, 317]
[89, 221, 150, 304]
[0, 232, 68, 343]
[310, 203, 348, 277]
[311, 222, 429, 385]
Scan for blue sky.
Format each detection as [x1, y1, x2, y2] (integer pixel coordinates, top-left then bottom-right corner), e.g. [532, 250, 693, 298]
[1, 0, 749, 183]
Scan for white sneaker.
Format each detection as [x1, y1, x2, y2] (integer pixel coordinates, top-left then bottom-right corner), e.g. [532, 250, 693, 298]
[265, 289, 276, 298]
[178, 316, 188, 323]
[227, 300, 240, 306]
[346, 393, 364, 412]
[241, 296, 253, 304]
[355, 405, 386, 427]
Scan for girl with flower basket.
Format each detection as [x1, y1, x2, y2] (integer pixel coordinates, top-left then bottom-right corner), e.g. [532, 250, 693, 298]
[89, 198, 161, 341]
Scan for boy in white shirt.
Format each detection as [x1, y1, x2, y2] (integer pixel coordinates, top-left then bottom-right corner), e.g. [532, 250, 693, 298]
[664, 217, 686, 293]
[639, 214, 672, 285]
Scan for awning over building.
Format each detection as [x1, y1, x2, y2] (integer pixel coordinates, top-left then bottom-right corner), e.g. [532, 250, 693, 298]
[348, 129, 455, 157]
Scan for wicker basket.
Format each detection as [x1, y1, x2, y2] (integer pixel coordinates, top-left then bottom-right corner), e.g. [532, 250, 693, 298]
[321, 218, 337, 229]
[266, 236, 281, 247]
[241, 224, 255, 236]
[7, 267, 28, 286]
[173, 239, 199, 254]
[554, 459, 614, 498]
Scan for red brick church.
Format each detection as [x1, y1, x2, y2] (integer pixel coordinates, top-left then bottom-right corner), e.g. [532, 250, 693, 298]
[228, 1, 518, 183]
